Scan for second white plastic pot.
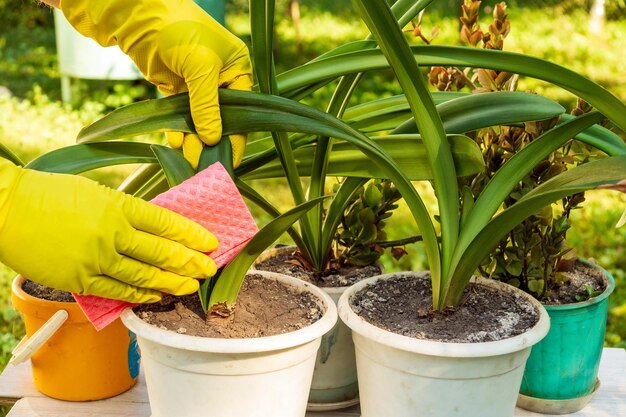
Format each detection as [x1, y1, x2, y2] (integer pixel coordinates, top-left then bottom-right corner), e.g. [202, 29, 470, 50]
[338, 272, 550, 417]
[122, 270, 337, 417]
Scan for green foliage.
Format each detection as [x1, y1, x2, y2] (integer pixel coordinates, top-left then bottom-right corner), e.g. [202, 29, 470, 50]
[427, 0, 626, 303]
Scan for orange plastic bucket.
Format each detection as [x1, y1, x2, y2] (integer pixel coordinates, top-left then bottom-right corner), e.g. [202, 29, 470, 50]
[11, 275, 138, 401]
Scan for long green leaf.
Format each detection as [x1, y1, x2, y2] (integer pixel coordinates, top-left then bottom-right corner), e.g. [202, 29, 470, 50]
[450, 112, 605, 286]
[198, 138, 234, 175]
[121, 165, 169, 200]
[250, 0, 277, 95]
[0, 143, 23, 166]
[355, 0, 455, 307]
[345, 92, 467, 132]
[208, 196, 327, 310]
[244, 135, 484, 180]
[117, 163, 161, 194]
[559, 114, 626, 156]
[393, 91, 566, 134]
[276, 46, 626, 131]
[25, 142, 156, 174]
[150, 145, 195, 187]
[447, 156, 626, 306]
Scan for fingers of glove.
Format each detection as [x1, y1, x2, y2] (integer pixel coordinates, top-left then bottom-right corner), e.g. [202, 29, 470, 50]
[165, 132, 202, 170]
[119, 229, 217, 278]
[182, 133, 203, 170]
[103, 256, 201, 296]
[121, 196, 218, 253]
[82, 276, 163, 304]
[166, 131, 185, 149]
[186, 68, 222, 147]
[229, 133, 246, 168]
[223, 71, 253, 93]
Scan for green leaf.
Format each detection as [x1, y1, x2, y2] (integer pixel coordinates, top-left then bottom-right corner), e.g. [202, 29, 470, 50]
[393, 92, 566, 134]
[505, 261, 523, 276]
[117, 163, 164, 197]
[25, 142, 156, 174]
[250, 0, 278, 95]
[354, 0, 457, 308]
[207, 196, 328, 310]
[0, 143, 23, 166]
[276, 46, 626, 131]
[559, 114, 626, 156]
[77, 95, 194, 142]
[198, 137, 234, 175]
[344, 92, 467, 133]
[243, 135, 484, 180]
[150, 145, 195, 187]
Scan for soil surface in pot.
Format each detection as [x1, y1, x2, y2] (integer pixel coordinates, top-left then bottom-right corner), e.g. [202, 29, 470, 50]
[135, 273, 323, 338]
[255, 248, 381, 287]
[543, 259, 607, 305]
[351, 273, 539, 343]
[22, 279, 75, 302]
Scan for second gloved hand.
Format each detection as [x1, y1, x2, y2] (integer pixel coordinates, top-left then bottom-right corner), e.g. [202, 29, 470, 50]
[60, 0, 253, 169]
[0, 160, 218, 303]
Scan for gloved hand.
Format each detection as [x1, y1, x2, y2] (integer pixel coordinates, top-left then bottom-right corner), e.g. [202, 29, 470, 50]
[60, 0, 253, 169]
[0, 160, 218, 303]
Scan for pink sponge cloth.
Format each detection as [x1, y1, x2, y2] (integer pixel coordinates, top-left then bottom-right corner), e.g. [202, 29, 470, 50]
[73, 162, 259, 330]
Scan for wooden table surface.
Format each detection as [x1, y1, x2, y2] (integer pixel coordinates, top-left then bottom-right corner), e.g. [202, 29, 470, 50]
[1, 348, 624, 416]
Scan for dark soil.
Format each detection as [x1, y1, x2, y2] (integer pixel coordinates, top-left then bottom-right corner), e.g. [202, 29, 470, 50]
[135, 273, 324, 338]
[350, 273, 540, 343]
[22, 279, 75, 302]
[254, 247, 382, 287]
[544, 260, 608, 305]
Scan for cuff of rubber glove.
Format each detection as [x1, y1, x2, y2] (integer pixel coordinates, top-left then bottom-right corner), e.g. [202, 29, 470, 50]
[59, 0, 120, 47]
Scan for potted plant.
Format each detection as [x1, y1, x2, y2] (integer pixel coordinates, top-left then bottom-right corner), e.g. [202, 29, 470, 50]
[426, 2, 624, 413]
[251, 177, 413, 410]
[330, 1, 625, 416]
[17, 135, 344, 417]
[40, 0, 626, 415]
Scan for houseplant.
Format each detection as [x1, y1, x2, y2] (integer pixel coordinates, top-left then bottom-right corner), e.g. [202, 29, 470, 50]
[332, 0, 626, 416]
[37, 0, 626, 416]
[426, 2, 624, 412]
[251, 179, 403, 410]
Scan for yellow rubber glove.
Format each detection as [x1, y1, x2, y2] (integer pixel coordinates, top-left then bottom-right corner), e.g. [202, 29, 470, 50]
[0, 160, 218, 303]
[60, 0, 253, 169]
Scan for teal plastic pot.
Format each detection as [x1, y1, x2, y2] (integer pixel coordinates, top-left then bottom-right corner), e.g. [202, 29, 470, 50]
[518, 262, 614, 412]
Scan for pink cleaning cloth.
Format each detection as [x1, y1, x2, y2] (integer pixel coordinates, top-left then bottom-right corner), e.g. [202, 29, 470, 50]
[73, 162, 259, 330]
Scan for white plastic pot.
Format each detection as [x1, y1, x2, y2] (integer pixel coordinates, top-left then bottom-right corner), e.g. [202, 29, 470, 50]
[338, 272, 550, 417]
[121, 270, 337, 417]
[254, 245, 383, 411]
[307, 285, 360, 410]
